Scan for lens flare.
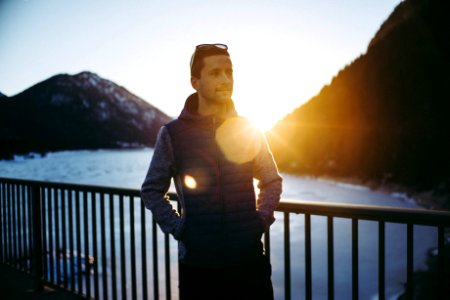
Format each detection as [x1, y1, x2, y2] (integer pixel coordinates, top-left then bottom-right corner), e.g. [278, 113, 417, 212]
[215, 117, 262, 164]
[184, 174, 197, 189]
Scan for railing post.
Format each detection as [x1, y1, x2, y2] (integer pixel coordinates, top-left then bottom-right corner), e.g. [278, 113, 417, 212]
[305, 213, 311, 300]
[152, 216, 160, 300]
[31, 184, 44, 292]
[0, 182, 4, 263]
[264, 230, 271, 263]
[437, 226, 445, 299]
[284, 212, 291, 300]
[352, 218, 359, 300]
[378, 221, 385, 300]
[164, 233, 171, 300]
[406, 224, 414, 299]
[327, 216, 334, 300]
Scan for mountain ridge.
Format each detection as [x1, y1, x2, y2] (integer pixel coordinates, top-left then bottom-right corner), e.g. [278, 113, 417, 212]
[0, 71, 172, 159]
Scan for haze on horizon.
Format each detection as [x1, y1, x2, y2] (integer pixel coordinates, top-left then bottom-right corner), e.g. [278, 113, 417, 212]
[0, 0, 401, 131]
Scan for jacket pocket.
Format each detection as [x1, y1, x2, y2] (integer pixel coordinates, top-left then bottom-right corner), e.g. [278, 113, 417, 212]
[173, 216, 186, 241]
[256, 211, 269, 234]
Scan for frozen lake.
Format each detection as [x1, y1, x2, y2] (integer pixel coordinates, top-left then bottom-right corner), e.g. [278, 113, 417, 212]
[0, 149, 437, 300]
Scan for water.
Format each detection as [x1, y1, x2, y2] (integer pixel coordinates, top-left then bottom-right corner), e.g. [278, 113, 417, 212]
[0, 149, 437, 300]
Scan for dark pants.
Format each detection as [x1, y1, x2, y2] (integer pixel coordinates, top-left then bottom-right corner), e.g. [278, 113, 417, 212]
[179, 258, 274, 300]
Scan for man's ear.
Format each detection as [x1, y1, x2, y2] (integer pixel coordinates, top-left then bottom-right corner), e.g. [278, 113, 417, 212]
[191, 76, 199, 91]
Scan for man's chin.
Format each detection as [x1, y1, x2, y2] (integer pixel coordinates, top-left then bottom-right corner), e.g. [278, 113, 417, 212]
[215, 92, 232, 102]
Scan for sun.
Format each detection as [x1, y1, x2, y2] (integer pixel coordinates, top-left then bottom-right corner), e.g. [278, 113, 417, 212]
[233, 96, 279, 133]
[235, 103, 282, 133]
[247, 115, 276, 133]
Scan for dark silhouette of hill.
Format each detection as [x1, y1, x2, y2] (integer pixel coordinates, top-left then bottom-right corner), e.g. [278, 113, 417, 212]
[267, 0, 450, 208]
[0, 71, 172, 159]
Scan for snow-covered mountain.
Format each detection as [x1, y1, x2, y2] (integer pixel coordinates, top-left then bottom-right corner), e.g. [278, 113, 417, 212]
[0, 71, 172, 159]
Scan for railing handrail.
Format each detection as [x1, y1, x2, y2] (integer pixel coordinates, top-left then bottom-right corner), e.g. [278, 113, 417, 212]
[2, 177, 449, 226]
[0, 177, 140, 196]
[278, 199, 450, 226]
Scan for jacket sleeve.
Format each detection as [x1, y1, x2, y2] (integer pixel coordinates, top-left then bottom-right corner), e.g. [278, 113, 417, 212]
[253, 132, 283, 230]
[141, 126, 184, 240]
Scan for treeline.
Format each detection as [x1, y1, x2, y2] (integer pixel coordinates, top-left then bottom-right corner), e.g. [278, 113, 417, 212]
[267, 0, 450, 207]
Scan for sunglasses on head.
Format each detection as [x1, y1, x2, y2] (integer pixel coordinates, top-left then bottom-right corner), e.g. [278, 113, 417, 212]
[196, 43, 228, 51]
[190, 43, 228, 70]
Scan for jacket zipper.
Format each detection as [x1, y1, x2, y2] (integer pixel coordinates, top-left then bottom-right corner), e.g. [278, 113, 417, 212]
[213, 116, 227, 265]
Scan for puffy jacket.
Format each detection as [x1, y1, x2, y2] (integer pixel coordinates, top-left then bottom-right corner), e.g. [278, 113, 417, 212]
[141, 93, 282, 267]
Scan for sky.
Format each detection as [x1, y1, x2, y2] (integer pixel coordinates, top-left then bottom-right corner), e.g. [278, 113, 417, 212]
[0, 0, 401, 131]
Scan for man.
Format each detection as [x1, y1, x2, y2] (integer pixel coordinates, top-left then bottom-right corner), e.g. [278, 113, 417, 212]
[141, 43, 282, 300]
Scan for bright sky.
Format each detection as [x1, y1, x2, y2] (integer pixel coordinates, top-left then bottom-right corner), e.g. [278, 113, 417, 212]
[0, 0, 400, 131]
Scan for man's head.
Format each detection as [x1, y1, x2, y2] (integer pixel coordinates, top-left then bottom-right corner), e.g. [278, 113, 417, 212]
[190, 43, 230, 78]
[190, 43, 234, 105]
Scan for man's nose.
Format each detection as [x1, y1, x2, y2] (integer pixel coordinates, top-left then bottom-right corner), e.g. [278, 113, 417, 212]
[220, 71, 232, 83]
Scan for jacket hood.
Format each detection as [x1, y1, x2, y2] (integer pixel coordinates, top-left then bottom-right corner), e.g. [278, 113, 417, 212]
[178, 93, 238, 124]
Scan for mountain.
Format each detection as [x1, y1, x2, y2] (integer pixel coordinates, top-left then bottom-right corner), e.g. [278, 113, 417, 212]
[0, 71, 172, 159]
[267, 0, 450, 207]
[0, 91, 7, 98]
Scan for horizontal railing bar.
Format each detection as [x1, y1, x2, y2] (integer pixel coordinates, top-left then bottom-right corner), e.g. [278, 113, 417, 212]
[2, 178, 449, 228]
[0, 177, 140, 197]
[278, 199, 450, 226]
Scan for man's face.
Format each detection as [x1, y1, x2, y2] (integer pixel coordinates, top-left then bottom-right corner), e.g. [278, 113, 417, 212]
[192, 55, 233, 104]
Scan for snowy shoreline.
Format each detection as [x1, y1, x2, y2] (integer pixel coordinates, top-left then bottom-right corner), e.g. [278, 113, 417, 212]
[294, 173, 447, 211]
[1, 148, 441, 210]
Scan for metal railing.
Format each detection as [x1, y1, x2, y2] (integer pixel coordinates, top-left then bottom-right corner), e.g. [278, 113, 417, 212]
[1, 177, 449, 300]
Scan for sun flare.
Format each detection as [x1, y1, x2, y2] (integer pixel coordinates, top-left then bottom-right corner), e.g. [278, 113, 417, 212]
[215, 117, 262, 164]
[183, 175, 197, 189]
[247, 115, 275, 133]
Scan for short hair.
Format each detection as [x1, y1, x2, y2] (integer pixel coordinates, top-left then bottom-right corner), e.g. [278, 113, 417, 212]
[190, 44, 230, 78]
